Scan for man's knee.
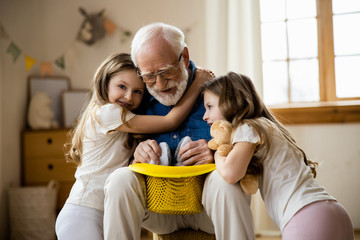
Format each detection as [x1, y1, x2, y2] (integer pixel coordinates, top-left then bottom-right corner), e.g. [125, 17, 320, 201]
[203, 170, 250, 203]
[105, 167, 139, 194]
[204, 170, 236, 192]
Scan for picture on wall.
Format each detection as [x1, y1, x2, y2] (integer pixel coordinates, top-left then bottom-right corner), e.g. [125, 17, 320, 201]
[62, 90, 90, 128]
[27, 76, 70, 128]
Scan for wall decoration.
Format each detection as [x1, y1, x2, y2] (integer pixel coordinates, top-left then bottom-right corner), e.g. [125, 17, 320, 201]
[6, 42, 21, 62]
[104, 18, 117, 36]
[55, 56, 65, 70]
[0, 22, 9, 39]
[62, 90, 90, 128]
[2, 9, 132, 73]
[25, 55, 36, 71]
[28, 76, 70, 127]
[77, 7, 106, 46]
[40, 62, 54, 76]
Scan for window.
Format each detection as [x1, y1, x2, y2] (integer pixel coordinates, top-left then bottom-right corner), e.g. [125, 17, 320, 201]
[332, 0, 360, 99]
[259, 0, 360, 123]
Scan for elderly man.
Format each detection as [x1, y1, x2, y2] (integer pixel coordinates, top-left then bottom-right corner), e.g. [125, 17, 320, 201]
[103, 22, 255, 240]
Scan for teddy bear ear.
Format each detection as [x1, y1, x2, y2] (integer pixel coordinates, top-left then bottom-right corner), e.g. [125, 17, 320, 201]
[219, 120, 231, 127]
[219, 120, 232, 131]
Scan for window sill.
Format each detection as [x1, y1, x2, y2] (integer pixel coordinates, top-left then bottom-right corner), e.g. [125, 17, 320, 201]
[268, 100, 360, 124]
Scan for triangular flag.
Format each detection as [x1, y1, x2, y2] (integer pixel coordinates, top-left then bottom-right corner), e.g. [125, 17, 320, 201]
[104, 18, 117, 36]
[55, 55, 65, 70]
[40, 62, 54, 76]
[25, 55, 36, 71]
[6, 42, 21, 62]
[0, 23, 9, 39]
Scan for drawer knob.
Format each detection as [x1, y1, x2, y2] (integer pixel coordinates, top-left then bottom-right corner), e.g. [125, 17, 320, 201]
[48, 164, 54, 170]
[47, 138, 53, 144]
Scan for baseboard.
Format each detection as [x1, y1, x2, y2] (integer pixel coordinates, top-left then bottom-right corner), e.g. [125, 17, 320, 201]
[255, 230, 281, 237]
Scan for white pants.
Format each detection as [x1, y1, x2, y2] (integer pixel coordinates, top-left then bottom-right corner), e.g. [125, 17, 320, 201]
[103, 167, 255, 240]
[55, 203, 104, 240]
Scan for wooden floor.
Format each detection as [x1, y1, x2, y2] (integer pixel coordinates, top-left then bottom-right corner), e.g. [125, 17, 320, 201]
[141, 229, 360, 240]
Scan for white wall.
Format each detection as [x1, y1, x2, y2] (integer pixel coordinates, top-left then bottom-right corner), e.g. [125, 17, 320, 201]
[0, 22, 4, 238]
[0, 21, 27, 238]
[288, 123, 360, 228]
[251, 122, 360, 235]
[0, 0, 359, 239]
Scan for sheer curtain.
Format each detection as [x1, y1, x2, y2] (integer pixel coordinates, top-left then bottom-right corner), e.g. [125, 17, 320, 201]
[205, 0, 280, 236]
[205, 0, 264, 97]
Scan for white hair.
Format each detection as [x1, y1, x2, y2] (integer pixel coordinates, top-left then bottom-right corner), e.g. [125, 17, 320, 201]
[131, 22, 187, 66]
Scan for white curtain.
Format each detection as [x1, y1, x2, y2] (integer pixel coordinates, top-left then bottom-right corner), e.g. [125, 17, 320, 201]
[205, 0, 264, 97]
[205, 0, 280, 235]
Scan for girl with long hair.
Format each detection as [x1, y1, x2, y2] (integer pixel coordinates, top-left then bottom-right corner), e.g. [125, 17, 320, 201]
[202, 72, 353, 240]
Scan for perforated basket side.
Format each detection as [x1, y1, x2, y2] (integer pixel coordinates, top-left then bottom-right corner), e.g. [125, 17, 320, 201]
[146, 175, 205, 215]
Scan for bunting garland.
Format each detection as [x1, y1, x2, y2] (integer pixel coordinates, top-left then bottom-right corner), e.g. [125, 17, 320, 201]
[55, 55, 65, 70]
[25, 55, 36, 70]
[5, 40, 58, 76]
[104, 18, 117, 36]
[40, 62, 54, 76]
[7, 42, 21, 62]
[3, 16, 132, 75]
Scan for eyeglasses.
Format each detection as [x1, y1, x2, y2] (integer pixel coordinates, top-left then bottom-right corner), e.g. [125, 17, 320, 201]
[137, 53, 183, 83]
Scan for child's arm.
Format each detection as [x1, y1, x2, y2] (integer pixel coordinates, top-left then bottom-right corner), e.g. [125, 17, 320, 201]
[215, 142, 256, 184]
[117, 68, 214, 133]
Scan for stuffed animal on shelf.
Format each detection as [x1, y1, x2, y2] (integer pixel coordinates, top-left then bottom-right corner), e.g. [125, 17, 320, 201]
[28, 92, 59, 130]
[208, 120, 259, 195]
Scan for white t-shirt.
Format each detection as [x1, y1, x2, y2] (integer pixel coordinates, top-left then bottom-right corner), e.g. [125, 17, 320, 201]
[66, 103, 135, 211]
[232, 119, 335, 231]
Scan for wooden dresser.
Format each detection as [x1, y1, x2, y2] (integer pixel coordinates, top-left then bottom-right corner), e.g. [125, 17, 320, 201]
[22, 129, 76, 212]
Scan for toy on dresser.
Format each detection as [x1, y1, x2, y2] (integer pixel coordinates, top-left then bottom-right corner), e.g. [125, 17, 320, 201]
[28, 92, 59, 130]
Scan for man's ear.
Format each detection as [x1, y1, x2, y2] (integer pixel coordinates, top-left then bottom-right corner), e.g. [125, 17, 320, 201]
[182, 47, 190, 68]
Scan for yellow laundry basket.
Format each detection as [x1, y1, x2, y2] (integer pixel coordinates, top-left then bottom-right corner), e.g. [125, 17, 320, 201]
[130, 163, 216, 215]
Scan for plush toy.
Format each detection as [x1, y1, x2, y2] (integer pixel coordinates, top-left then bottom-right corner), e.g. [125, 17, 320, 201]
[208, 120, 259, 195]
[77, 7, 106, 46]
[28, 92, 59, 130]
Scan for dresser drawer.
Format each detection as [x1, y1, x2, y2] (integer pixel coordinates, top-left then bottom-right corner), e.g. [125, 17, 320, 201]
[24, 157, 76, 183]
[23, 130, 68, 157]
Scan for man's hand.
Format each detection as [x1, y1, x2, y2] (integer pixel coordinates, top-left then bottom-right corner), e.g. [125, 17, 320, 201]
[133, 139, 161, 164]
[177, 139, 214, 166]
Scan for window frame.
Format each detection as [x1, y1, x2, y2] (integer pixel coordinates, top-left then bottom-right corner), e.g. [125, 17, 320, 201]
[266, 0, 360, 124]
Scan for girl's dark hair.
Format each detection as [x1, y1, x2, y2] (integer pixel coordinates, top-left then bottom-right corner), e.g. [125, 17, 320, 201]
[202, 72, 317, 177]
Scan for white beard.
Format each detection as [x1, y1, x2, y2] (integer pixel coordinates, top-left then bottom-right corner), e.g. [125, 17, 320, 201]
[147, 61, 189, 106]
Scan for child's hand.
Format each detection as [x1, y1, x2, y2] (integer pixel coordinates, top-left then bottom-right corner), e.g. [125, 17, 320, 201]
[194, 67, 215, 86]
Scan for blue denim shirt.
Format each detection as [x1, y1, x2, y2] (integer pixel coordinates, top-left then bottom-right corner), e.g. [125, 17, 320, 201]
[144, 61, 211, 163]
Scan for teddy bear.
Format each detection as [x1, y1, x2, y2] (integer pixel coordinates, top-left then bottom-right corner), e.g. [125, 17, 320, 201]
[208, 120, 259, 195]
[28, 92, 59, 130]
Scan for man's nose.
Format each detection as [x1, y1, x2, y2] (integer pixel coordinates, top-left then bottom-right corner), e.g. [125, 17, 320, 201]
[155, 75, 168, 91]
